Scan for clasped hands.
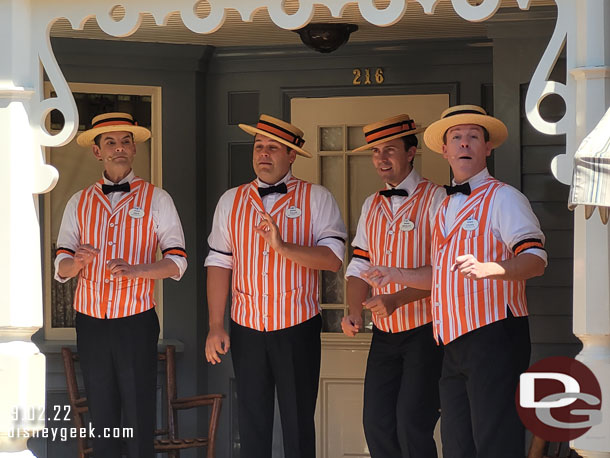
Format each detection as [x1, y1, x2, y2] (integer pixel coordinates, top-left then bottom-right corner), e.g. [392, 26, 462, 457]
[73, 243, 139, 278]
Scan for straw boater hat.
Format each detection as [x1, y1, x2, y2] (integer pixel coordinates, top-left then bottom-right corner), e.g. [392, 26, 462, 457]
[423, 105, 508, 154]
[352, 114, 425, 153]
[239, 114, 311, 158]
[77, 112, 151, 147]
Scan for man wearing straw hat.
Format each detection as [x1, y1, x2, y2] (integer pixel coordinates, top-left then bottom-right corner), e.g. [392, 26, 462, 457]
[54, 112, 187, 457]
[366, 105, 547, 457]
[341, 114, 445, 458]
[204, 114, 346, 458]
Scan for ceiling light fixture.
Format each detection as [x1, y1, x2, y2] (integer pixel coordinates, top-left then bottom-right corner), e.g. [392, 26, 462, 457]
[295, 23, 359, 53]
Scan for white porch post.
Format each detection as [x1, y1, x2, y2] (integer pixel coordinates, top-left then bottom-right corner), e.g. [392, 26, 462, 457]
[0, 0, 57, 456]
[568, 1, 610, 456]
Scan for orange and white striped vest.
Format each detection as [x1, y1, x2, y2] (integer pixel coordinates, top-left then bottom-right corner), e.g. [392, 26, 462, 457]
[431, 178, 528, 344]
[357, 179, 438, 333]
[229, 177, 318, 331]
[72, 178, 158, 319]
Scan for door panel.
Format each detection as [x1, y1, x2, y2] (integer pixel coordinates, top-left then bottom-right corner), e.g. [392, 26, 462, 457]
[292, 94, 449, 458]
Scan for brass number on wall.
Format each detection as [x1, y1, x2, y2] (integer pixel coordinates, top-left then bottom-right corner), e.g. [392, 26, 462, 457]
[352, 68, 384, 85]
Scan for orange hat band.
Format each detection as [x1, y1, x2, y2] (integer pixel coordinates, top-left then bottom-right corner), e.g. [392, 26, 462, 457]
[364, 119, 416, 144]
[256, 120, 305, 148]
[91, 118, 138, 129]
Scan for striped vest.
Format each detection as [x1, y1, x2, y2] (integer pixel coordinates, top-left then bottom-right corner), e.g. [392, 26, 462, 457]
[229, 178, 318, 331]
[431, 178, 527, 344]
[73, 178, 158, 318]
[362, 179, 438, 333]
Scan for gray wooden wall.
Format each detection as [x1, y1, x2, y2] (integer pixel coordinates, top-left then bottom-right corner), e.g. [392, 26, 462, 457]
[36, 10, 578, 456]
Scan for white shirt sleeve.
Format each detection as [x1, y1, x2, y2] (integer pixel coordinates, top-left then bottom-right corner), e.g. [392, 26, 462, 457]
[204, 188, 238, 270]
[311, 184, 347, 262]
[345, 194, 374, 279]
[153, 188, 188, 281]
[493, 185, 548, 264]
[54, 191, 83, 283]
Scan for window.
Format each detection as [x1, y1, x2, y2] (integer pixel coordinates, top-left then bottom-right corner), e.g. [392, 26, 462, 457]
[43, 82, 162, 339]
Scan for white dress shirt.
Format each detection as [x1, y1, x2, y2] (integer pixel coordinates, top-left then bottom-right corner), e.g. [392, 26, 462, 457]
[443, 168, 547, 263]
[54, 170, 188, 282]
[205, 170, 346, 269]
[346, 169, 446, 279]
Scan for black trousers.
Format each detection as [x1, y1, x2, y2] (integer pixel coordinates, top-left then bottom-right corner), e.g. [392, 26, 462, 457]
[363, 323, 443, 458]
[230, 314, 322, 458]
[440, 314, 531, 458]
[75, 309, 160, 458]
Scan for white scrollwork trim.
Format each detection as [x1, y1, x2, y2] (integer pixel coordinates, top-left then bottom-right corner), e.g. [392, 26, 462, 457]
[357, 0, 406, 27]
[516, 0, 533, 8]
[267, 1, 315, 30]
[415, 0, 441, 15]
[33, 18, 79, 148]
[524, 5, 568, 135]
[451, 0, 501, 23]
[180, 1, 227, 34]
[522, 0, 570, 184]
[95, 5, 143, 37]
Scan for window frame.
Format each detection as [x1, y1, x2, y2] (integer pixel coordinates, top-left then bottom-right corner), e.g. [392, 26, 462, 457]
[43, 81, 163, 340]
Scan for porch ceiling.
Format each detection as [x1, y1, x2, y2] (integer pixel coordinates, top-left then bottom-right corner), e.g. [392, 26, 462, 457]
[50, 0, 557, 47]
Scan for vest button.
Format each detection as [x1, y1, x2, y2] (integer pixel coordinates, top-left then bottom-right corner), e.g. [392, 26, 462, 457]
[388, 230, 394, 235]
[386, 250, 391, 255]
[108, 241, 113, 246]
[109, 223, 115, 228]
[104, 279, 110, 284]
[262, 251, 268, 256]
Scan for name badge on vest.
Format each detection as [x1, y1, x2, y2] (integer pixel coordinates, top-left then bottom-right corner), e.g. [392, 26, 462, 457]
[129, 207, 145, 219]
[461, 217, 479, 232]
[400, 219, 415, 232]
[286, 206, 301, 219]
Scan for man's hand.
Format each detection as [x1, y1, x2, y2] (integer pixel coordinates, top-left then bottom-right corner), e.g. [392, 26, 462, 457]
[451, 254, 491, 280]
[363, 294, 398, 319]
[254, 212, 284, 252]
[74, 244, 99, 269]
[362, 266, 396, 289]
[341, 313, 363, 337]
[106, 259, 140, 279]
[205, 327, 230, 365]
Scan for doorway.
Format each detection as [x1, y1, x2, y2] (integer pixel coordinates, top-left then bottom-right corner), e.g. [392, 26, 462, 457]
[291, 93, 450, 458]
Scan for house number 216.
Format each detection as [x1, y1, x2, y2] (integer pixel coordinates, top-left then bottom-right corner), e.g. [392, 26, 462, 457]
[352, 68, 384, 85]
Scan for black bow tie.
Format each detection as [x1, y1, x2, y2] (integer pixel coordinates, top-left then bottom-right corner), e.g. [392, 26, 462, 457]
[379, 188, 409, 198]
[258, 182, 287, 198]
[102, 182, 131, 195]
[444, 182, 471, 196]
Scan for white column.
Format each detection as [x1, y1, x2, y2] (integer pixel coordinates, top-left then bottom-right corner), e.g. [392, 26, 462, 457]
[0, 0, 57, 456]
[568, 1, 610, 456]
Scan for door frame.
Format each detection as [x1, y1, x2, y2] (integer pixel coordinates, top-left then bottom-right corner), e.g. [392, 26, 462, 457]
[282, 83, 459, 121]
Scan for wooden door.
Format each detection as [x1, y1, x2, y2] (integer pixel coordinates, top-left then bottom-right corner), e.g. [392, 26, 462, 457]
[291, 94, 450, 458]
